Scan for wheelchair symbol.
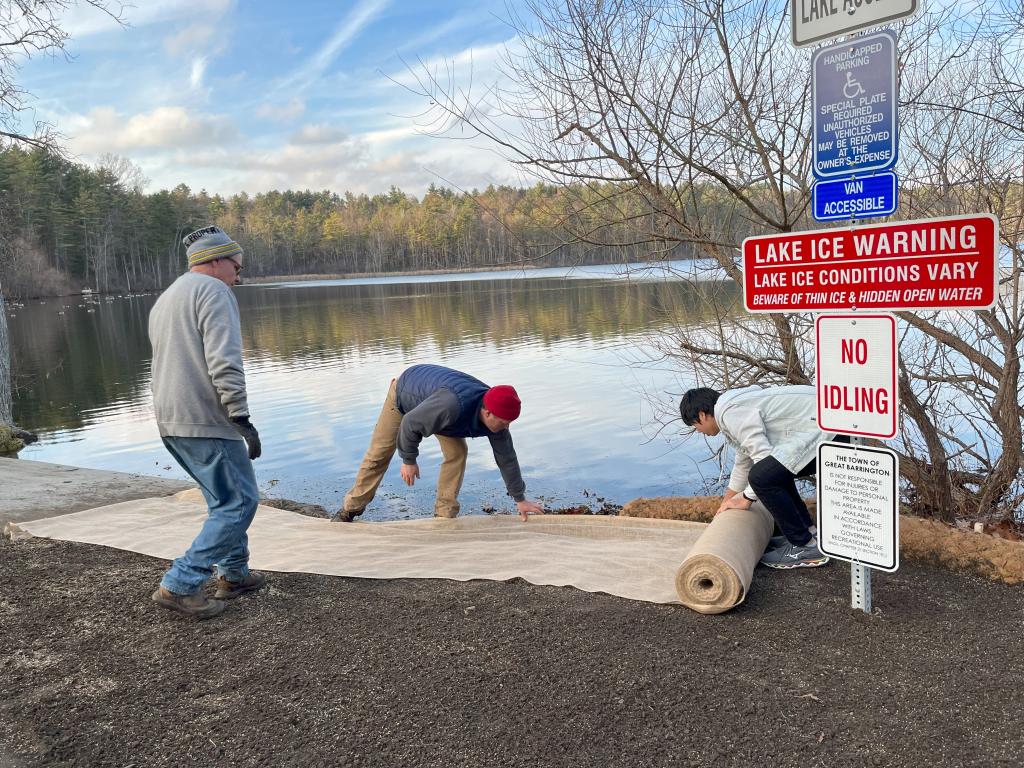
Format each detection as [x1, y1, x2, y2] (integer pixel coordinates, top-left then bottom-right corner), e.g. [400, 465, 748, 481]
[843, 72, 865, 99]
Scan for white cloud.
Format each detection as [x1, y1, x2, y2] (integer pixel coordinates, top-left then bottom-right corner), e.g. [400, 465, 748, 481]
[395, 14, 488, 56]
[94, 115, 526, 196]
[277, 0, 390, 93]
[189, 57, 207, 89]
[257, 97, 306, 122]
[290, 124, 350, 145]
[164, 23, 220, 58]
[381, 39, 512, 91]
[361, 125, 418, 145]
[69, 106, 238, 154]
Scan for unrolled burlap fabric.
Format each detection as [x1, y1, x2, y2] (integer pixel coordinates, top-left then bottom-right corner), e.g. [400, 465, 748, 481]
[7, 491, 773, 614]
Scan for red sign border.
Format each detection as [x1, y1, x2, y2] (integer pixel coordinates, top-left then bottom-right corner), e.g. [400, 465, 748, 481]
[815, 313, 898, 439]
[742, 213, 1000, 313]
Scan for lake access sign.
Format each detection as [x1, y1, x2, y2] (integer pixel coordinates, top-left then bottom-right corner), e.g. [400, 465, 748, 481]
[792, 0, 920, 48]
[812, 30, 897, 180]
[742, 214, 999, 313]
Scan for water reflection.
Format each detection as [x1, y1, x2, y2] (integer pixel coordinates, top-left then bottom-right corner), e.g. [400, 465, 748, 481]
[8, 270, 740, 515]
[240, 276, 728, 365]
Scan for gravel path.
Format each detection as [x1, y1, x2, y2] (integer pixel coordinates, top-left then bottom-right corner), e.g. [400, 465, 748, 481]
[1, 534, 1022, 768]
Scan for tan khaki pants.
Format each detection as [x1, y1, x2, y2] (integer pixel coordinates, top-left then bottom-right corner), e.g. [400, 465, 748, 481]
[343, 380, 468, 518]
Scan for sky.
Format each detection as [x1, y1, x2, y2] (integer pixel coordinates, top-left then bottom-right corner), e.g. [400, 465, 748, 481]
[17, 0, 531, 197]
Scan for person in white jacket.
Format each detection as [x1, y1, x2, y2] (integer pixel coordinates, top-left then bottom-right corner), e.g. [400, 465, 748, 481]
[680, 385, 837, 569]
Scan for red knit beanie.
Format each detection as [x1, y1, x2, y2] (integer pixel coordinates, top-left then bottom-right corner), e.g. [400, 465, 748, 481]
[483, 385, 522, 421]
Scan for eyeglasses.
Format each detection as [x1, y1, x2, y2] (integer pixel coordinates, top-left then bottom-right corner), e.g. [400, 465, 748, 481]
[224, 258, 243, 275]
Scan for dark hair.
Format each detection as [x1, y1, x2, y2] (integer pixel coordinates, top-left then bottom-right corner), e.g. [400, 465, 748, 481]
[679, 388, 720, 426]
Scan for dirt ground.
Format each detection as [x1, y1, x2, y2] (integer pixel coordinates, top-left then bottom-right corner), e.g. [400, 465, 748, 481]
[1, 533, 1022, 768]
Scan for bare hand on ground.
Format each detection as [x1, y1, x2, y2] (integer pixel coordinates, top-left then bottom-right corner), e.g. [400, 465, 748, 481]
[401, 463, 420, 486]
[516, 499, 545, 522]
[716, 495, 752, 515]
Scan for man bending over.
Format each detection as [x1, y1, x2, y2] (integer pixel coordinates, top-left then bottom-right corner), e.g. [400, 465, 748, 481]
[337, 364, 544, 522]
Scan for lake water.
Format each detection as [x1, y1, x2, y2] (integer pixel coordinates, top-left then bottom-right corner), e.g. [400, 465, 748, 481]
[6, 262, 739, 519]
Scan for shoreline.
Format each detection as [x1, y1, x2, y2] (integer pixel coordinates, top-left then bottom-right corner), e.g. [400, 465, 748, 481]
[3, 258, 674, 301]
[3, 458, 1021, 586]
[245, 261, 557, 284]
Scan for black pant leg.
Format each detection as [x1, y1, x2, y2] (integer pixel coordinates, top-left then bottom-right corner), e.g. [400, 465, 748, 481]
[791, 458, 817, 528]
[748, 457, 813, 546]
[790, 435, 847, 530]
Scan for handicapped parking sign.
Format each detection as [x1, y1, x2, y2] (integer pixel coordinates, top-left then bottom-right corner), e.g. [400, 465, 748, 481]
[812, 30, 897, 180]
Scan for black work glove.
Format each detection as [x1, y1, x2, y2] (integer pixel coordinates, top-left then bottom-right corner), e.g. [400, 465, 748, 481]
[230, 416, 262, 460]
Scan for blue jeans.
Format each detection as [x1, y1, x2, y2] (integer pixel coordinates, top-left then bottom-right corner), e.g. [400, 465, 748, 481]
[160, 436, 259, 595]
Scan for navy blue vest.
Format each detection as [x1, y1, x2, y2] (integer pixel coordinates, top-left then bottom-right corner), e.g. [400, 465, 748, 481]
[396, 365, 491, 438]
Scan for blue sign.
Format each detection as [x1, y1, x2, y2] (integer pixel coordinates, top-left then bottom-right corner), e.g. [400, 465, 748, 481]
[812, 30, 897, 180]
[813, 172, 898, 222]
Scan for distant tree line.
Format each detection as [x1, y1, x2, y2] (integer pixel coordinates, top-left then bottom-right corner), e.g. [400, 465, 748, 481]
[0, 146, 704, 299]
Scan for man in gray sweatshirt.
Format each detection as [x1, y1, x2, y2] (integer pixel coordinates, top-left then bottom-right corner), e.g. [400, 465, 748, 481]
[148, 226, 265, 619]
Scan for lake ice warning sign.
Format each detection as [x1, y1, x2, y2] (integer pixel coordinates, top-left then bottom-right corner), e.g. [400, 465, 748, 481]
[742, 214, 999, 312]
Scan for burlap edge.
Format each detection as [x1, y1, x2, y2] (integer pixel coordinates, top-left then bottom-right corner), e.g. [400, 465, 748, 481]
[621, 496, 1024, 586]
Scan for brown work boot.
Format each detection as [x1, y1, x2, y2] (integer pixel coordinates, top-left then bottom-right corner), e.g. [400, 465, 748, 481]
[213, 571, 267, 600]
[333, 507, 364, 523]
[152, 587, 225, 620]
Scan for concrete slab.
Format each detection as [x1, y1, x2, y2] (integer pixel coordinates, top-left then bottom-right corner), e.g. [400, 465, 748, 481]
[0, 458, 193, 526]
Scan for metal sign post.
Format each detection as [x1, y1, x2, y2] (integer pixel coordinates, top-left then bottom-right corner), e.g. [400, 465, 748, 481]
[849, 436, 871, 613]
[851, 563, 872, 611]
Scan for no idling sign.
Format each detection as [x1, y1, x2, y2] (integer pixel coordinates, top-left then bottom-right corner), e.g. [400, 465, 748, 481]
[816, 314, 898, 439]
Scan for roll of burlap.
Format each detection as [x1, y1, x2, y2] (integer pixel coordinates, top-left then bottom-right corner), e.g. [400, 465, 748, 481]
[674, 503, 774, 614]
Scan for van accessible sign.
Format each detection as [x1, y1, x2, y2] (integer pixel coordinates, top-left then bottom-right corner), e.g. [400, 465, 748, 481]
[813, 172, 898, 221]
[813, 31, 897, 180]
[816, 314, 897, 438]
[742, 214, 999, 312]
[792, 0, 920, 48]
[817, 441, 899, 572]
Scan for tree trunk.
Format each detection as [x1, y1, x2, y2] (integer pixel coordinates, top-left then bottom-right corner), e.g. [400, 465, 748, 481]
[0, 280, 13, 426]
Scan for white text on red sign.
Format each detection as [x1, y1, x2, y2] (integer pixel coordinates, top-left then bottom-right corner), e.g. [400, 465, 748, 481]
[742, 214, 999, 312]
